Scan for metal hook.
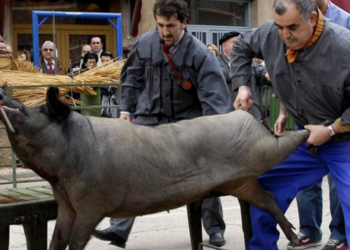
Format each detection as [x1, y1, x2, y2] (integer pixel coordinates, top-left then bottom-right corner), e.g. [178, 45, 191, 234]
[0, 107, 16, 133]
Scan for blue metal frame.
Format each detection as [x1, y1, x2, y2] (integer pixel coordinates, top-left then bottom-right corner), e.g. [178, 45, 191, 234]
[31, 11, 123, 67]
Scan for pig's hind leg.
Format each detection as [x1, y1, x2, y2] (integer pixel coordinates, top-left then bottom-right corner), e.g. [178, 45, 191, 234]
[215, 177, 299, 247]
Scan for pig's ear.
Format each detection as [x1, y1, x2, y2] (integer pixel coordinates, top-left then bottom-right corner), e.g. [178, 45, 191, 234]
[46, 87, 71, 121]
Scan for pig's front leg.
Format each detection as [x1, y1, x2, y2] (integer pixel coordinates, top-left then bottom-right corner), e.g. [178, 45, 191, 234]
[68, 211, 104, 250]
[49, 189, 76, 250]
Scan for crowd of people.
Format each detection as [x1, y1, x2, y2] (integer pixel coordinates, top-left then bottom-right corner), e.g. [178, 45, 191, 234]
[0, 34, 119, 118]
[1, 0, 350, 250]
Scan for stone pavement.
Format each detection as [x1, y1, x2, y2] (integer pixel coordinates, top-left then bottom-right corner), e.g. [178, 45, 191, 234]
[6, 178, 332, 250]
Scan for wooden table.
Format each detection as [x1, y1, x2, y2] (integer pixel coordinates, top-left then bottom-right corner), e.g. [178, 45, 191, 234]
[0, 185, 57, 250]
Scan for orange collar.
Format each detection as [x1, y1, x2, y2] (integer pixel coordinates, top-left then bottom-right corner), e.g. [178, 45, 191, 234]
[285, 8, 325, 63]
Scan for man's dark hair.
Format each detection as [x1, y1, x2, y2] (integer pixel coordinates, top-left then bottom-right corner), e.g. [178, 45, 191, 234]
[153, 0, 189, 23]
[273, 0, 318, 21]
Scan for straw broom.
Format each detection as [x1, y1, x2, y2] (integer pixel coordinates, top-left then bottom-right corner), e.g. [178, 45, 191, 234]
[0, 59, 125, 107]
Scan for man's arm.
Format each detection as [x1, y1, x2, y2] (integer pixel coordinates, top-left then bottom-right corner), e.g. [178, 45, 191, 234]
[196, 52, 232, 115]
[120, 40, 144, 115]
[229, 23, 270, 110]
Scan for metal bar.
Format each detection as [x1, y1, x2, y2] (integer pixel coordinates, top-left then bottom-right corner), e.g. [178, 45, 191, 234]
[108, 19, 118, 29]
[11, 151, 17, 188]
[38, 17, 48, 27]
[52, 11, 58, 75]
[32, 12, 40, 67]
[116, 16, 123, 59]
[32, 11, 122, 19]
[71, 105, 119, 110]
[7, 83, 119, 88]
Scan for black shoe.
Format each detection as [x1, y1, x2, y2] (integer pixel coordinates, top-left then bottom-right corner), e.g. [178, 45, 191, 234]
[92, 228, 126, 248]
[209, 232, 226, 247]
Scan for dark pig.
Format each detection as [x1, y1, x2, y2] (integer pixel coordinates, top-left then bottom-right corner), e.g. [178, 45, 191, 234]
[0, 87, 309, 250]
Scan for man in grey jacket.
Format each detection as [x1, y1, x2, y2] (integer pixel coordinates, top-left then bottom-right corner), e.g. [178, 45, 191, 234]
[92, 0, 231, 248]
[230, 0, 350, 250]
[277, 1, 350, 249]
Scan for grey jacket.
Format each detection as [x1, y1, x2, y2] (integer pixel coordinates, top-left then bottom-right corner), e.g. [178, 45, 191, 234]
[120, 30, 231, 125]
[230, 19, 350, 129]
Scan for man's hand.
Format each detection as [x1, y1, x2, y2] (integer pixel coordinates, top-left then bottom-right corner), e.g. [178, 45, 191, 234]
[233, 86, 253, 111]
[120, 113, 131, 122]
[304, 124, 331, 146]
[274, 103, 288, 137]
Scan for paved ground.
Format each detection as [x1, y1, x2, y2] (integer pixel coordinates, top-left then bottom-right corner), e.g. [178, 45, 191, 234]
[4, 178, 332, 250]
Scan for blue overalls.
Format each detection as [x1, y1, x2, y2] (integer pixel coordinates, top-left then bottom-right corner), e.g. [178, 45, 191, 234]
[248, 140, 350, 250]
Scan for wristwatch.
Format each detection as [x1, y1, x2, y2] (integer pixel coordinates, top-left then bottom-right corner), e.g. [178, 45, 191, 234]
[326, 125, 336, 137]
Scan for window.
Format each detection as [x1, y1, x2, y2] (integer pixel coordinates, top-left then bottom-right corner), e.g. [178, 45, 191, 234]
[187, 0, 250, 27]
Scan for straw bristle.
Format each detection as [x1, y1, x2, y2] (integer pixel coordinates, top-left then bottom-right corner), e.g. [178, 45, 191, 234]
[0, 59, 125, 107]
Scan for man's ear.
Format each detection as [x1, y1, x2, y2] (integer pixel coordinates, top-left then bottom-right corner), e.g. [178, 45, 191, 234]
[310, 11, 318, 26]
[182, 18, 187, 29]
[46, 87, 71, 121]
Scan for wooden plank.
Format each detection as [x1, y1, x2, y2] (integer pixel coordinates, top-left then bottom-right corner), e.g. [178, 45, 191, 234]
[9, 188, 52, 200]
[0, 190, 36, 202]
[27, 186, 54, 196]
[0, 195, 14, 204]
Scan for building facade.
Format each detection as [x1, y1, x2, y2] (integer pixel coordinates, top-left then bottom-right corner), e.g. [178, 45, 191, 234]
[1, 0, 276, 68]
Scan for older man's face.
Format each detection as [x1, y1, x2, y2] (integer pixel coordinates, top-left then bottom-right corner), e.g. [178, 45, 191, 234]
[42, 44, 55, 60]
[274, 2, 317, 50]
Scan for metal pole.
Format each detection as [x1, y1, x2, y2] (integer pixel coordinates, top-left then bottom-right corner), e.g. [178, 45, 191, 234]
[116, 16, 123, 59]
[32, 12, 40, 67]
[52, 11, 58, 75]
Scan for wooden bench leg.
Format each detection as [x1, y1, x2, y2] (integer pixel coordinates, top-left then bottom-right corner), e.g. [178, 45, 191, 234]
[187, 200, 203, 250]
[239, 200, 252, 249]
[0, 224, 9, 250]
[23, 222, 48, 250]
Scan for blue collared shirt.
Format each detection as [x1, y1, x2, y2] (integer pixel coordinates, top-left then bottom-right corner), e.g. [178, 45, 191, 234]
[326, 2, 350, 29]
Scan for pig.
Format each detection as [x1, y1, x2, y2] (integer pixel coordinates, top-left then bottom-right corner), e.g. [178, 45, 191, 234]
[0, 87, 309, 250]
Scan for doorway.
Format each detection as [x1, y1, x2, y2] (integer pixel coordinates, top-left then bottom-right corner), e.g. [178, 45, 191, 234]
[13, 23, 115, 69]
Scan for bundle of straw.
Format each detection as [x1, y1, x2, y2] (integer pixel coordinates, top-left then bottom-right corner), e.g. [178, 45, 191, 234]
[12, 60, 40, 73]
[0, 59, 125, 107]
